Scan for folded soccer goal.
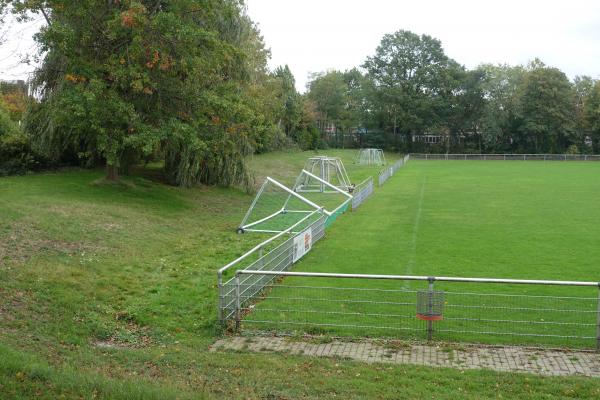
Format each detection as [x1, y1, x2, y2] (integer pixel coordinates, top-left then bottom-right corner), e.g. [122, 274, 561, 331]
[356, 148, 386, 166]
[238, 172, 353, 234]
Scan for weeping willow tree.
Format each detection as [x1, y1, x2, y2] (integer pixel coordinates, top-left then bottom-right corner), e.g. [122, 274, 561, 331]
[4, 0, 278, 187]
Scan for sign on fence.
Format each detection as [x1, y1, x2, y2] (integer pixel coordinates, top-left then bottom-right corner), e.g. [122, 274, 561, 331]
[292, 227, 312, 262]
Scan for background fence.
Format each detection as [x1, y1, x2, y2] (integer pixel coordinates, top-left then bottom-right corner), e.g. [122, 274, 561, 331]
[230, 271, 600, 350]
[351, 177, 374, 210]
[378, 154, 410, 186]
[218, 213, 327, 323]
[411, 153, 600, 161]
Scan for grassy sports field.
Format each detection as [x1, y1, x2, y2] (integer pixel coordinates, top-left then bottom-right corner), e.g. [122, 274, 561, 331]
[2, 152, 600, 399]
[245, 160, 600, 348]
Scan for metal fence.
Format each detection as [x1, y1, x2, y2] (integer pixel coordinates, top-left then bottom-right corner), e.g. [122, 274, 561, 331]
[218, 213, 327, 323]
[378, 154, 410, 186]
[351, 177, 374, 210]
[230, 270, 600, 350]
[411, 153, 600, 161]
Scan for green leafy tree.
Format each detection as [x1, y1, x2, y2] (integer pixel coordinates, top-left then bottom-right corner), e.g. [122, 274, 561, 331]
[584, 81, 600, 153]
[273, 65, 302, 138]
[2, 0, 274, 186]
[307, 70, 346, 141]
[363, 30, 453, 149]
[444, 67, 486, 152]
[476, 64, 526, 151]
[516, 64, 576, 153]
[573, 76, 596, 152]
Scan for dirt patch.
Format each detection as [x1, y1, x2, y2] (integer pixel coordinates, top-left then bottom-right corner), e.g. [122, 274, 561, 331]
[93, 322, 153, 350]
[0, 221, 101, 264]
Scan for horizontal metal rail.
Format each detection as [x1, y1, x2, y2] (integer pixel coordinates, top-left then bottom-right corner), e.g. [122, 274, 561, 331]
[236, 270, 600, 287]
[411, 153, 600, 161]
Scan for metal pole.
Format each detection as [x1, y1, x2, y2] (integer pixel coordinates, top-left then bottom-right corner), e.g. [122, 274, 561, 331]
[236, 270, 600, 287]
[596, 285, 600, 351]
[427, 278, 434, 341]
[235, 274, 241, 333]
[217, 279, 223, 324]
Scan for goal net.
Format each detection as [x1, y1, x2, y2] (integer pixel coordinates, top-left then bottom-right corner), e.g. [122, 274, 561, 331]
[295, 156, 352, 193]
[356, 148, 386, 166]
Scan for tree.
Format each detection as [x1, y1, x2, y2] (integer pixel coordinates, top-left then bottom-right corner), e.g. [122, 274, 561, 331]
[273, 65, 302, 138]
[2, 0, 276, 186]
[584, 81, 600, 153]
[444, 67, 486, 152]
[307, 70, 346, 138]
[516, 64, 575, 153]
[475, 64, 525, 152]
[363, 30, 454, 149]
[573, 76, 596, 152]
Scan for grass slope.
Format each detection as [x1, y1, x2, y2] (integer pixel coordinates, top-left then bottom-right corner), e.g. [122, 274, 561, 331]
[1, 153, 599, 399]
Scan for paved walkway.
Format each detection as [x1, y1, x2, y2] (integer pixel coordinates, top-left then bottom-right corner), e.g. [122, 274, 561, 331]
[211, 336, 600, 377]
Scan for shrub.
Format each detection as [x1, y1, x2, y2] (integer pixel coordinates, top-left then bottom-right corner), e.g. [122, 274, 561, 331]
[566, 144, 579, 155]
[0, 104, 18, 136]
[297, 127, 320, 150]
[0, 105, 45, 176]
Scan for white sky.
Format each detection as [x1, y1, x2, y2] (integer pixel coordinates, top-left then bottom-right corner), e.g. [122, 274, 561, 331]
[246, 0, 600, 91]
[1, 1, 599, 91]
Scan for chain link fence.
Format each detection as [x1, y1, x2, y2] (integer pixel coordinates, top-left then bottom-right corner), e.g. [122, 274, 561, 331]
[229, 271, 600, 350]
[378, 154, 410, 186]
[411, 153, 600, 161]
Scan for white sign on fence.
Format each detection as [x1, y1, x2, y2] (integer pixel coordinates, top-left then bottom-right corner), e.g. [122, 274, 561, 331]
[292, 227, 313, 262]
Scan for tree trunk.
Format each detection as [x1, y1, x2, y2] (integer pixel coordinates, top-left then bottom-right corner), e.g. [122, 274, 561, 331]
[106, 164, 119, 181]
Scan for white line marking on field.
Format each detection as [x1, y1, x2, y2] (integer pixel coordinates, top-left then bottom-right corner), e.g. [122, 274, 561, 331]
[403, 176, 426, 288]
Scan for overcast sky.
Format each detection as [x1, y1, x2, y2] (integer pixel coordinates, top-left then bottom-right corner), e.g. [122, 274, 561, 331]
[1, 0, 599, 91]
[246, 0, 600, 91]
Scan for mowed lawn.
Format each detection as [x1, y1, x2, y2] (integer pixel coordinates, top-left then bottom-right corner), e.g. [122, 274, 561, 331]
[2, 153, 600, 399]
[246, 160, 600, 347]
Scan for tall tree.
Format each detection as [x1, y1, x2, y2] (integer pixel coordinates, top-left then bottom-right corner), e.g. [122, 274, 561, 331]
[363, 30, 453, 149]
[584, 81, 600, 153]
[273, 65, 301, 138]
[573, 75, 596, 151]
[516, 64, 575, 153]
[476, 64, 526, 152]
[2, 0, 275, 186]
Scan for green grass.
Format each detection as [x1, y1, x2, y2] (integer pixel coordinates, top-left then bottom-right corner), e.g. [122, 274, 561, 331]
[1, 152, 600, 399]
[246, 160, 600, 348]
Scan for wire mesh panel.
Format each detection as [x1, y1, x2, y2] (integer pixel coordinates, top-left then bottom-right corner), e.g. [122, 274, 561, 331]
[219, 215, 326, 322]
[435, 290, 598, 348]
[240, 283, 425, 339]
[351, 177, 374, 210]
[232, 271, 600, 350]
[378, 155, 409, 186]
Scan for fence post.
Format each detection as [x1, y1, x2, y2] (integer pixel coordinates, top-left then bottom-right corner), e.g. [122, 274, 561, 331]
[427, 277, 435, 341]
[217, 279, 223, 324]
[596, 284, 600, 351]
[235, 274, 241, 333]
